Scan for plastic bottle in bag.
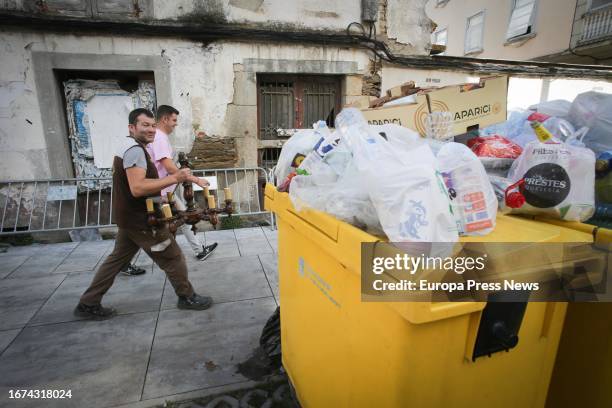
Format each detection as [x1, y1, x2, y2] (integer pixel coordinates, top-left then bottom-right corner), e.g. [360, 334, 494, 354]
[438, 143, 497, 235]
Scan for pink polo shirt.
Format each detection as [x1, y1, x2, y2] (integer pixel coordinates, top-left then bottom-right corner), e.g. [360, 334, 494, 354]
[146, 128, 176, 197]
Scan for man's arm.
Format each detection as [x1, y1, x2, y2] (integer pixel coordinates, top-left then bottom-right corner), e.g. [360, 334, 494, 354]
[159, 157, 209, 187]
[126, 167, 191, 197]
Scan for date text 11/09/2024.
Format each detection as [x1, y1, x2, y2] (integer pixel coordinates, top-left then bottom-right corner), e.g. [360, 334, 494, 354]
[9, 390, 72, 399]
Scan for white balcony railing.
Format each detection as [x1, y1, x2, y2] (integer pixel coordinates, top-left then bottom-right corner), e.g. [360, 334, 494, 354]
[581, 6, 612, 42]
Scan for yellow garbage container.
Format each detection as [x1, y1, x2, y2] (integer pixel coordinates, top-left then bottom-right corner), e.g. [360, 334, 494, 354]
[532, 218, 612, 408]
[265, 184, 602, 408]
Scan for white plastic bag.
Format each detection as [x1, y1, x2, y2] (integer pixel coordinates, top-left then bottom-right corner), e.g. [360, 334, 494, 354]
[437, 143, 497, 235]
[528, 99, 572, 118]
[289, 141, 383, 234]
[568, 91, 612, 154]
[507, 140, 595, 221]
[324, 162, 385, 235]
[274, 124, 328, 185]
[335, 109, 458, 244]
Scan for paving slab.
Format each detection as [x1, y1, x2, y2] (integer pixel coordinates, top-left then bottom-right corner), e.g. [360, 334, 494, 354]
[0, 244, 45, 257]
[160, 255, 273, 310]
[29, 269, 166, 326]
[8, 242, 79, 279]
[54, 240, 114, 274]
[258, 253, 279, 305]
[0, 274, 66, 331]
[0, 313, 157, 408]
[0, 255, 30, 279]
[142, 297, 277, 400]
[0, 329, 20, 355]
[203, 230, 241, 260]
[233, 227, 265, 239]
[204, 229, 238, 244]
[234, 228, 273, 257]
[262, 227, 278, 253]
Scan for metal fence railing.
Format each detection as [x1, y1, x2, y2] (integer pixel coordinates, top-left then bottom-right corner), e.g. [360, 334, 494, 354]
[0, 167, 271, 236]
[581, 6, 612, 43]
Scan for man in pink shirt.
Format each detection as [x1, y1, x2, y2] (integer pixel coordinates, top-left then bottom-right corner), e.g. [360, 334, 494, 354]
[120, 105, 217, 272]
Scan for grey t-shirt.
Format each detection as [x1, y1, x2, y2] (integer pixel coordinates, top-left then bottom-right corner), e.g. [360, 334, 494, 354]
[123, 146, 147, 170]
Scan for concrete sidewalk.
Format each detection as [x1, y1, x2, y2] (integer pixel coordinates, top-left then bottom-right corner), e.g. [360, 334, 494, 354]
[0, 227, 279, 408]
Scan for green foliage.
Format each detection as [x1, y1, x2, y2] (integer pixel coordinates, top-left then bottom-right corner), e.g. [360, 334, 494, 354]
[220, 215, 243, 230]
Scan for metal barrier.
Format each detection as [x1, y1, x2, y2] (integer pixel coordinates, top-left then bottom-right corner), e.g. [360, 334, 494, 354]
[0, 167, 271, 236]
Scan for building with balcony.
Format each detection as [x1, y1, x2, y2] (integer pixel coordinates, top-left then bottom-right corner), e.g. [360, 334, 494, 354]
[425, 0, 612, 109]
[428, 0, 612, 63]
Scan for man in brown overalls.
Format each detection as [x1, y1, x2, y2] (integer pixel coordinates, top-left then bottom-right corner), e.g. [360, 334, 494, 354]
[75, 108, 213, 319]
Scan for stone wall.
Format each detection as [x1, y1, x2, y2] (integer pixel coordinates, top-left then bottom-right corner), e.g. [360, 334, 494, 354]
[188, 137, 237, 169]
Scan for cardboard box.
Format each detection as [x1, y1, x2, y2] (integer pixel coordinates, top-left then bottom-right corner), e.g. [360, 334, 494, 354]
[362, 76, 508, 137]
[386, 81, 417, 99]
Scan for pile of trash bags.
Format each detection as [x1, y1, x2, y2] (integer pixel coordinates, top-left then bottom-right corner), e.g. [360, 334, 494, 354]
[477, 91, 611, 222]
[275, 108, 497, 244]
[274, 90, 610, 241]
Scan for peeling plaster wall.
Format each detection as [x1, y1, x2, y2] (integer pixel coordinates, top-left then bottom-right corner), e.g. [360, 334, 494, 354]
[386, 0, 433, 54]
[155, 0, 362, 30]
[0, 19, 429, 179]
[0, 31, 208, 180]
[0, 32, 50, 180]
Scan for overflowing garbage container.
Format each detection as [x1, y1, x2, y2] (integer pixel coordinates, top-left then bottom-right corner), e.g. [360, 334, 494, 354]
[266, 73, 611, 407]
[265, 184, 602, 408]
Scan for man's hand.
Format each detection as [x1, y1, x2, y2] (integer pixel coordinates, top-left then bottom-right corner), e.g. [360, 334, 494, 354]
[192, 176, 210, 188]
[173, 168, 192, 183]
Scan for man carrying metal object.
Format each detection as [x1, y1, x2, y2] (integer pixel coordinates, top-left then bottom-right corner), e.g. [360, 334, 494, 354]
[119, 105, 219, 274]
[148, 105, 219, 261]
[74, 108, 213, 320]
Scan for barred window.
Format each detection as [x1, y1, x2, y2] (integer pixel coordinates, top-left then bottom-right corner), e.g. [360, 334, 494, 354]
[257, 75, 341, 140]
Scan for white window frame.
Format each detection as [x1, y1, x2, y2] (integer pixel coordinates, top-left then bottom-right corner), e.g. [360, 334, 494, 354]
[589, 0, 612, 11]
[505, 0, 538, 42]
[432, 28, 448, 55]
[464, 11, 485, 55]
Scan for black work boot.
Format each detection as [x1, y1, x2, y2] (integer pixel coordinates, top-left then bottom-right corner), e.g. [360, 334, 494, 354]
[74, 303, 117, 320]
[177, 293, 213, 310]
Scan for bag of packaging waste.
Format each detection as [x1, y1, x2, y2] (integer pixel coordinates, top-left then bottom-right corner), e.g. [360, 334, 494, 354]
[289, 122, 347, 212]
[467, 135, 523, 170]
[289, 155, 338, 212]
[528, 99, 572, 118]
[568, 91, 612, 155]
[288, 127, 382, 233]
[481, 110, 571, 147]
[274, 122, 329, 185]
[596, 151, 612, 204]
[506, 124, 596, 221]
[488, 175, 515, 214]
[335, 108, 458, 244]
[324, 161, 385, 236]
[438, 143, 497, 235]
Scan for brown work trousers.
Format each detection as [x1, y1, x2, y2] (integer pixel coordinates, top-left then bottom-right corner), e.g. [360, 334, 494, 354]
[80, 227, 194, 305]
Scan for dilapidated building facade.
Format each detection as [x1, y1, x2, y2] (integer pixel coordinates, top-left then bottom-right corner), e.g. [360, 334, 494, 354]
[0, 0, 435, 181]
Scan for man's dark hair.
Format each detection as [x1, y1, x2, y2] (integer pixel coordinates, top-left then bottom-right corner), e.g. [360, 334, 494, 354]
[156, 105, 179, 121]
[128, 108, 154, 125]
